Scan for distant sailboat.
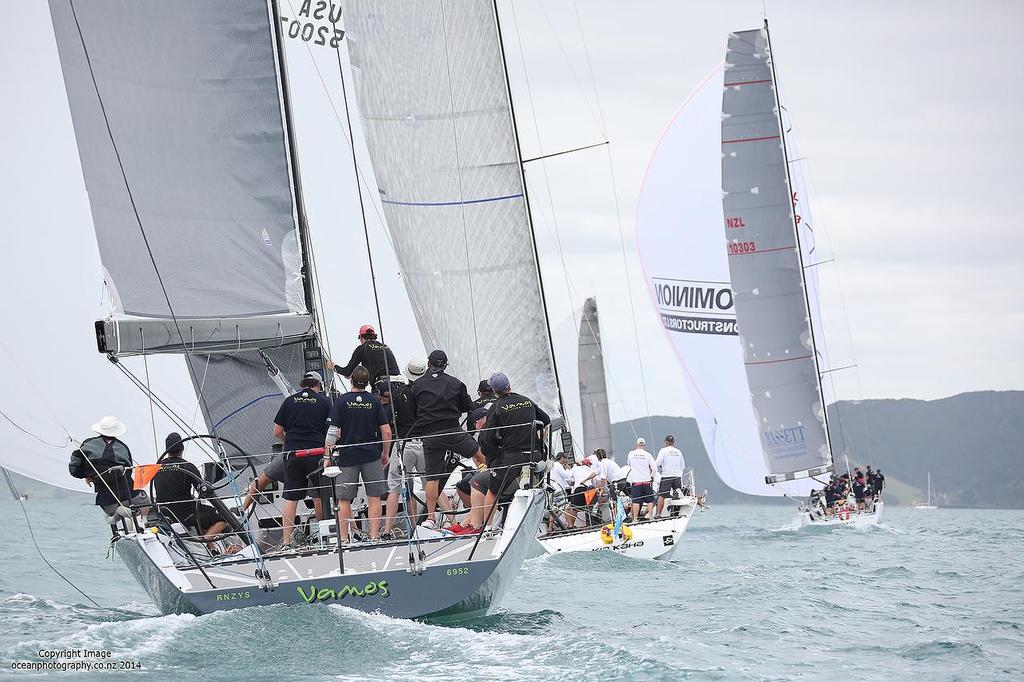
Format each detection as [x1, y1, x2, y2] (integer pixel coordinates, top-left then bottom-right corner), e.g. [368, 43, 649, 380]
[637, 20, 880, 527]
[914, 472, 938, 509]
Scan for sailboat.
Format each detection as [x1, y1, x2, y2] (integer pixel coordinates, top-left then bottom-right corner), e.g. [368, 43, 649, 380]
[914, 472, 938, 509]
[536, 298, 704, 560]
[637, 20, 881, 528]
[1, 0, 553, 619]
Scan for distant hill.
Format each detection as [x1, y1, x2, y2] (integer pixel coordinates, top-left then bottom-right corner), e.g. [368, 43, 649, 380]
[609, 390, 1024, 509]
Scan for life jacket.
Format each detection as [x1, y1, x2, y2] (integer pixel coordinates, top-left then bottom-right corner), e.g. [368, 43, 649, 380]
[69, 436, 132, 479]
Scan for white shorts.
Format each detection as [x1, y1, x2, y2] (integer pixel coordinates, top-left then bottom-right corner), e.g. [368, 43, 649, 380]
[387, 439, 426, 494]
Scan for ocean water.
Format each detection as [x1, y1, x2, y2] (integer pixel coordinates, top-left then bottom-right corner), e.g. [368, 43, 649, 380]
[1, 497, 1021, 680]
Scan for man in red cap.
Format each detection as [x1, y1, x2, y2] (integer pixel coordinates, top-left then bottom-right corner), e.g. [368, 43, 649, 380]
[338, 324, 400, 388]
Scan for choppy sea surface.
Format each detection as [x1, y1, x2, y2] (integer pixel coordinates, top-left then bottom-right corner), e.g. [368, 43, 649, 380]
[1, 497, 1021, 680]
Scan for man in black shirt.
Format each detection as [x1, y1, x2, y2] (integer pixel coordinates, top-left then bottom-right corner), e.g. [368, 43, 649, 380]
[152, 432, 231, 549]
[276, 371, 333, 547]
[472, 372, 550, 529]
[338, 324, 400, 387]
[408, 349, 481, 530]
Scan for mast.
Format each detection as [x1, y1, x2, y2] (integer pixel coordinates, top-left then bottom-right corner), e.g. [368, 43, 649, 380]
[491, 0, 568, 423]
[270, 0, 319, 334]
[763, 18, 835, 468]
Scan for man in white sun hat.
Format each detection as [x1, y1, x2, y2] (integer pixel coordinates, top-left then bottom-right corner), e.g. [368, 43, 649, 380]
[68, 416, 150, 522]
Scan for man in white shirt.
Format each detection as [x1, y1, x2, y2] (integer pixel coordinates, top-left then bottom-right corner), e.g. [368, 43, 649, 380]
[625, 438, 657, 521]
[654, 435, 686, 517]
[546, 452, 574, 531]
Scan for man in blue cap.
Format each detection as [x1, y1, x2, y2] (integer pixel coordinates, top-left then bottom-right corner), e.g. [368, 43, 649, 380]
[464, 371, 550, 532]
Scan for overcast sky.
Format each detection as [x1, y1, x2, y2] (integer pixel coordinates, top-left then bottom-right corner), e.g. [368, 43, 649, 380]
[1, 0, 1021, 437]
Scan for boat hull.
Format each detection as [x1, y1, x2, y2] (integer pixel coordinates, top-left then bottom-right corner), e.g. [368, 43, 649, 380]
[800, 500, 884, 528]
[536, 499, 697, 560]
[117, 489, 545, 621]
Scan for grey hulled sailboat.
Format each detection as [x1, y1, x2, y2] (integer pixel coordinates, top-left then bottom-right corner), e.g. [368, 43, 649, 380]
[29, 0, 551, 619]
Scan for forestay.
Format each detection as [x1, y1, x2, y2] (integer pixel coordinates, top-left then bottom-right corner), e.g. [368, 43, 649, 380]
[342, 0, 560, 417]
[721, 27, 832, 483]
[578, 298, 612, 457]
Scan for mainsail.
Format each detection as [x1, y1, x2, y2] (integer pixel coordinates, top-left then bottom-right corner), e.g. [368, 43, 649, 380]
[721, 26, 833, 483]
[637, 29, 832, 496]
[341, 0, 561, 418]
[46, 0, 322, 462]
[578, 298, 612, 457]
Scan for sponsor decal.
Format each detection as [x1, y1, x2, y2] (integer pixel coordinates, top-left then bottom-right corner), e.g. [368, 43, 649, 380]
[297, 580, 389, 604]
[763, 424, 807, 459]
[216, 591, 251, 602]
[652, 278, 738, 336]
[279, 1, 345, 49]
[662, 535, 675, 546]
[590, 541, 645, 552]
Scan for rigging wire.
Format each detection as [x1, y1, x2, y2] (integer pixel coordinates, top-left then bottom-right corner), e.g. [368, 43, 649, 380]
[3, 469, 102, 609]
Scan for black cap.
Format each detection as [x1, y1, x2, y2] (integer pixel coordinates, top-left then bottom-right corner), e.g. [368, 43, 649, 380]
[470, 406, 489, 423]
[477, 380, 493, 394]
[428, 349, 448, 368]
[665, 435, 675, 443]
[165, 432, 184, 455]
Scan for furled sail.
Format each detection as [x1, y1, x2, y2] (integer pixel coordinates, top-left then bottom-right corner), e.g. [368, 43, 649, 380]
[636, 58, 816, 497]
[43, 0, 319, 465]
[341, 0, 561, 417]
[721, 27, 832, 483]
[578, 298, 612, 457]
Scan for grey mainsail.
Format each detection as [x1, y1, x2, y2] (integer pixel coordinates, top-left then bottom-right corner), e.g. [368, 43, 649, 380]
[341, 0, 561, 417]
[578, 298, 612, 457]
[720, 26, 833, 482]
[49, 0, 320, 458]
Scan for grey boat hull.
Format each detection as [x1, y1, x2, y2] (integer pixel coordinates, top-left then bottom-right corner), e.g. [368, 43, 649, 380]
[117, 489, 545, 621]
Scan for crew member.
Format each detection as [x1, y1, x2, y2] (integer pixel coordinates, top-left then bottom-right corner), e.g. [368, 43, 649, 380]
[153, 433, 238, 553]
[240, 443, 286, 513]
[654, 435, 686, 517]
[466, 372, 550, 532]
[337, 324, 400, 387]
[469, 380, 496, 434]
[325, 366, 392, 543]
[626, 437, 657, 521]
[407, 350, 481, 530]
[276, 371, 332, 549]
[567, 456, 597, 528]
[69, 416, 150, 522]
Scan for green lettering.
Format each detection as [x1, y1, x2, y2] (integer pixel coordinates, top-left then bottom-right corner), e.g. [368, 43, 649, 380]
[297, 585, 316, 603]
[364, 581, 377, 595]
[317, 588, 336, 601]
[378, 580, 389, 598]
[338, 585, 365, 599]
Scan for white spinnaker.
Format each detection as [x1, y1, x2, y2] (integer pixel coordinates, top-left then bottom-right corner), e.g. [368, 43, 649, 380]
[636, 63, 811, 497]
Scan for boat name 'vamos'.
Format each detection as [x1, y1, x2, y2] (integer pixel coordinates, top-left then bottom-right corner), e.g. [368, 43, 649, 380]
[297, 580, 390, 603]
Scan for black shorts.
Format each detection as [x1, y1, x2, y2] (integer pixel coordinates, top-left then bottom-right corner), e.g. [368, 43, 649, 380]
[487, 452, 531, 496]
[630, 482, 656, 505]
[422, 430, 479, 481]
[658, 476, 683, 497]
[570, 485, 592, 508]
[283, 455, 322, 501]
[455, 470, 475, 495]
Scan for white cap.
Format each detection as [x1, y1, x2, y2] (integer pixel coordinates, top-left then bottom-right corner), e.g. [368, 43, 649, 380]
[636, 437, 646, 446]
[405, 358, 427, 382]
[92, 416, 126, 438]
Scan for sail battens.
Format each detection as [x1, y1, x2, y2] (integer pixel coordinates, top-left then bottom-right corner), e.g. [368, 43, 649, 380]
[342, 0, 560, 417]
[380, 193, 523, 207]
[722, 27, 832, 480]
[724, 79, 772, 87]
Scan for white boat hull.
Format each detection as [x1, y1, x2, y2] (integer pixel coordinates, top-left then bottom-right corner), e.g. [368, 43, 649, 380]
[536, 498, 698, 560]
[800, 500, 884, 528]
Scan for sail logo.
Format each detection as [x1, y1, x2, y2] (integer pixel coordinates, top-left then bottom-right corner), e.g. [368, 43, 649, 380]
[763, 425, 807, 459]
[279, 1, 345, 50]
[652, 278, 738, 336]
